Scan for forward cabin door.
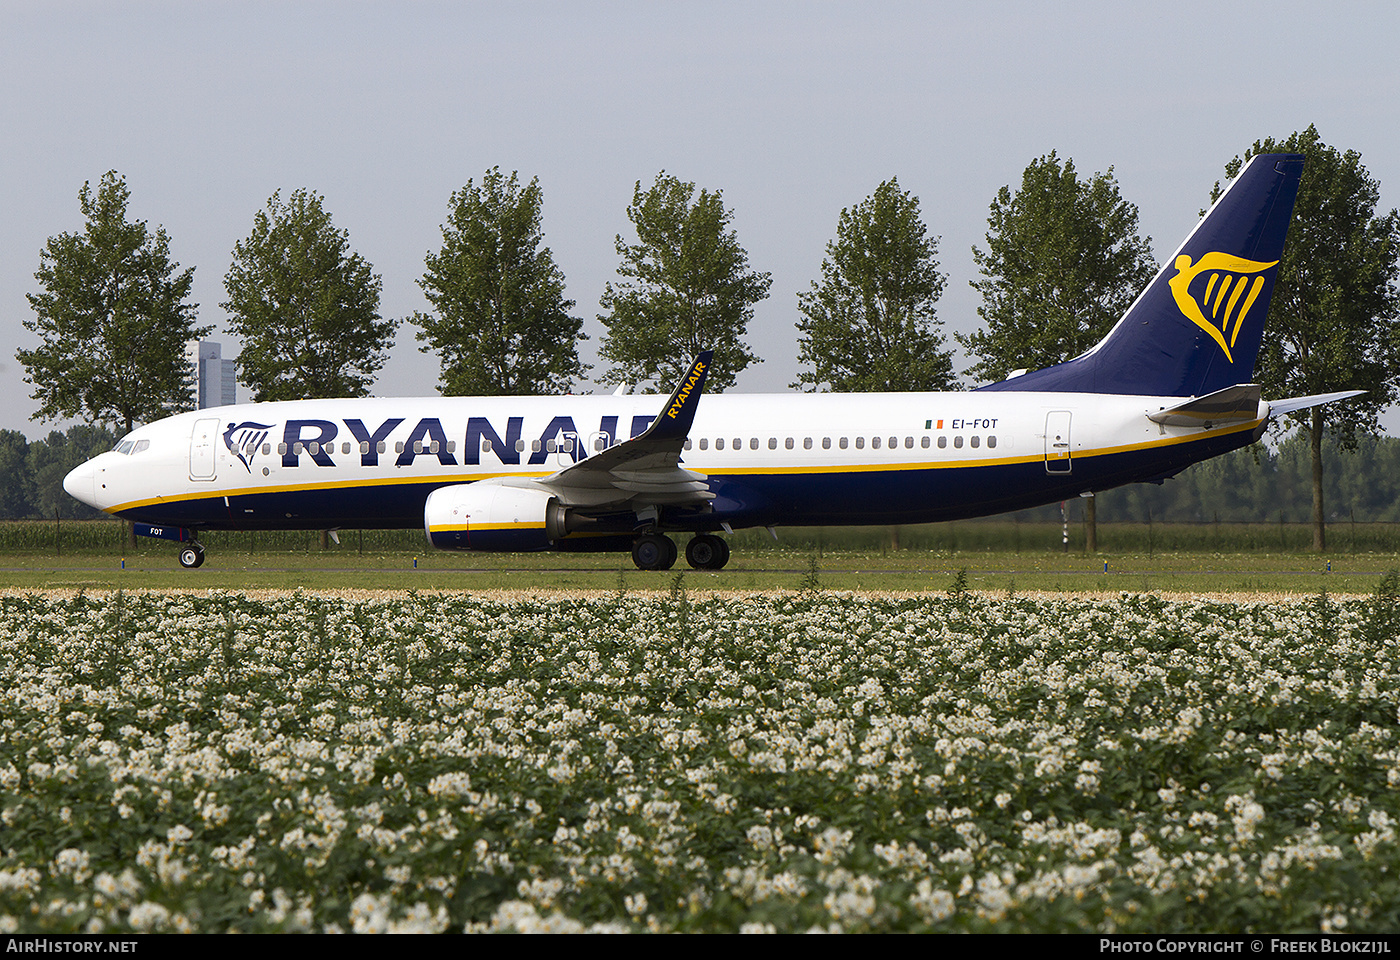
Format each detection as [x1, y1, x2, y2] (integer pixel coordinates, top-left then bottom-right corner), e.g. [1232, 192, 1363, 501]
[1044, 411, 1072, 474]
[189, 418, 220, 481]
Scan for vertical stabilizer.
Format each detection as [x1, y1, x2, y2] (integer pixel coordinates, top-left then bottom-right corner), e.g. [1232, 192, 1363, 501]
[979, 153, 1304, 397]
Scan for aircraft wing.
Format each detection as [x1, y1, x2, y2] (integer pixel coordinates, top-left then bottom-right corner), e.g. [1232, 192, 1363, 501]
[534, 351, 715, 507]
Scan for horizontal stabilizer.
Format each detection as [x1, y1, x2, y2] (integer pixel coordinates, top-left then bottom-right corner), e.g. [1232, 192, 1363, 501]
[1147, 384, 1262, 428]
[1267, 390, 1366, 418]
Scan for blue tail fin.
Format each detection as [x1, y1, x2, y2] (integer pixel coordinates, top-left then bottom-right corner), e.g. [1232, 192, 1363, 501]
[978, 153, 1304, 397]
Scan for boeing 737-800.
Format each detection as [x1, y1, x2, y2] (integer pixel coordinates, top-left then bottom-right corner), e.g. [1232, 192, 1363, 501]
[62, 153, 1358, 570]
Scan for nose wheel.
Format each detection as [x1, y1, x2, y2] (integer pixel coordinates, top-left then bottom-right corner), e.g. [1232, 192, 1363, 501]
[177, 543, 206, 569]
[631, 534, 677, 571]
[685, 534, 730, 570]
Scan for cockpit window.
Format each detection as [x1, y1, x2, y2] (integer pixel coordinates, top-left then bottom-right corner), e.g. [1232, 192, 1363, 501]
[115, 441, 134, 455]
[132, 439, 149, 454]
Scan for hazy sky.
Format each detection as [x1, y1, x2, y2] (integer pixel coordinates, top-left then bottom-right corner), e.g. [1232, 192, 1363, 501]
[4, 1, 1398, 437]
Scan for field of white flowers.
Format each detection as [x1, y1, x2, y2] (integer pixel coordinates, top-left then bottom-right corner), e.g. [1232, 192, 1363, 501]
[2, 585, 1399, 933]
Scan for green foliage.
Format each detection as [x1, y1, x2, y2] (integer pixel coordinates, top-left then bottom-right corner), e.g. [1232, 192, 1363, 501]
[7, 591, 1400, 932]
[598, 172, 772, 391]
[1362, 569, 1400, 645]
[18, 171, 208, 434]
[1213, 126, 1400, 551]
[1217, 126, 1400, 444]
[27, 425, 117, 520]
[412, 168, 587, 395]
[223, 189, 395, 401]
[801, 553, 822, 592]
[0, 431, 33, 519]
[960, 152, 1156, 385]
[946, 566, 969, 603]
[794, 177, 956, 392]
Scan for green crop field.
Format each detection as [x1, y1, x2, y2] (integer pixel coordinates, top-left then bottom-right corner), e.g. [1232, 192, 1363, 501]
[3, 587, 1399, 932]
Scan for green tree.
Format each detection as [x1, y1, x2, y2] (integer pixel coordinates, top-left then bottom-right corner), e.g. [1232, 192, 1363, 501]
[0, 431, 33, 519]
[223, 189, 395, 401]
[599, 172, 771, 391]
[959, 151, 1157, 385]
[794, 177, 956, 392]
[1213, 126, 1400, 552]
[29, 425, 116, 520]
[960, 152, 1157, 550]
[18, 171, 207, 435]
[413, 168, 587, 395]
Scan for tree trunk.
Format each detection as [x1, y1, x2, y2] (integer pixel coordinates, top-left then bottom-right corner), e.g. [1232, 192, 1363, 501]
[1085, 495, 1097, 553]
[1311, 407, 1326, 552]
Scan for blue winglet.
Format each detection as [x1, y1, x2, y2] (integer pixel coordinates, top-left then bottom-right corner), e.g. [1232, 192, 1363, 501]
[641, 351, 713, 442]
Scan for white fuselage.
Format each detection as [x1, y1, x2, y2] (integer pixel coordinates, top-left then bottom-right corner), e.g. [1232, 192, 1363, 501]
[64, 389, 1267, 538]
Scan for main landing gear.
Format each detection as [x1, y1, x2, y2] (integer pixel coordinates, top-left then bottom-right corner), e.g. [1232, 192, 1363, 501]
[631, 534, 730, 571]
[177, 542, 206, 569]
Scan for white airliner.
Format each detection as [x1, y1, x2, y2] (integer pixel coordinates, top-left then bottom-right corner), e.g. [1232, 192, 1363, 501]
[63, 153, 1357, 570]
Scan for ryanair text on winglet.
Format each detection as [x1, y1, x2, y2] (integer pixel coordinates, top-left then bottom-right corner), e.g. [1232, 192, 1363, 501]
[666, 361, 706, 420]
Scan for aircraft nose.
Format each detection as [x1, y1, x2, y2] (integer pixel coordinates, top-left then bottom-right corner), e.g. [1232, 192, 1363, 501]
[63, 459, 97, 508]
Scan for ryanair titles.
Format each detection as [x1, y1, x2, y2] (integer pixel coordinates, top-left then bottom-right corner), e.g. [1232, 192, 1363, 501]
[229, 414, 662, 470]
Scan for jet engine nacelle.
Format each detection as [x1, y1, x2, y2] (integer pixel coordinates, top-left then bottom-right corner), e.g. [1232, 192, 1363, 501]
[423, 480, 570, 552]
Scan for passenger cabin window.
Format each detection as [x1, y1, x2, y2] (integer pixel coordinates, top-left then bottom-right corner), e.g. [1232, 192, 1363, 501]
[970, 436, 980, 448]
[716, 438, 724, 450]
[953, 436, 963, 449]
[749, 438, 759, 450]
[803, 437, 812, 450]
[938, 436, 947, 449]
[699, 438, 708, 450]
[871, 436, 881, 449]
[822, 438, 831, 450]
[921, 436, 930, 449]
[987, 436, 997, 449]
[839, 438, 848, 449]
[855, 437, 865, 449]
[768, 438, 777, 450]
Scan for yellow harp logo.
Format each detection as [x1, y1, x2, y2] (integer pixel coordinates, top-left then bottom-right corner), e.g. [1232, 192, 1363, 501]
[1168, 252, 1278, 364]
